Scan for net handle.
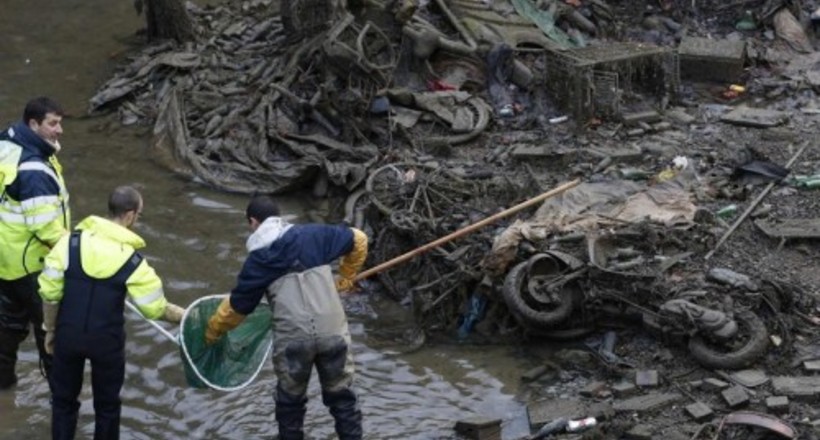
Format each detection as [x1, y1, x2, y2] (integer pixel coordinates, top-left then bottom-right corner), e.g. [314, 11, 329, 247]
[125, 300, 180, 345]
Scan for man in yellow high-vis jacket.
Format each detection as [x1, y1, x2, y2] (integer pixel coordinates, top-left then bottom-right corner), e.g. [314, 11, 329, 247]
[0, 97, 71, 389]
[38, 185, 185, 440]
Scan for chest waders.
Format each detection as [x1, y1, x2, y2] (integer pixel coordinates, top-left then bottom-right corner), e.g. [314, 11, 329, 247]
[50, 232, 142, 440]
[266, 264, 362, 440]
[58, 232, 143, 335]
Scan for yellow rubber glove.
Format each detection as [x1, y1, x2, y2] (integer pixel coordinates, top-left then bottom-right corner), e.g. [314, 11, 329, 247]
[205, 297, 246, 345]
[336, 228, 368, 293]
[335, 277, 355, 292]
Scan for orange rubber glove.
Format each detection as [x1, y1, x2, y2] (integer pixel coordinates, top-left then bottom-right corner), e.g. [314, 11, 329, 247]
[336, 228, 368, 292]
[205, 297, 246, 345]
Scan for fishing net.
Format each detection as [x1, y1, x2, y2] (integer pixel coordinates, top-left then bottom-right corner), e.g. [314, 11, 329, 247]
[179, 294, 273, 391]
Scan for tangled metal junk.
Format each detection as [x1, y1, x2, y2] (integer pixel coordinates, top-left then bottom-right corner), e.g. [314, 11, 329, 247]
[87, 0, 724, 346]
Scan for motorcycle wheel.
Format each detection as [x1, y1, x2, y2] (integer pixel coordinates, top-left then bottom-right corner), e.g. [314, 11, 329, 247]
[688, 310, 769, 370]
[502, 258, 581, 329]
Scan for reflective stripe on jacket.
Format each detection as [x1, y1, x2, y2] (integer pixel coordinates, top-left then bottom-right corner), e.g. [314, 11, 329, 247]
[38, 216, 168, 320]
[0, 123, 70, 279]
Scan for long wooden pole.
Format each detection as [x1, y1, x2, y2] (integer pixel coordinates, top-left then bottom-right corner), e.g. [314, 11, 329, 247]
[354, 178, 581, 281]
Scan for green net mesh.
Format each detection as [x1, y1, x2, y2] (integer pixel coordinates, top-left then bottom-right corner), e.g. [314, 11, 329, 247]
[179, 295, 273, 391]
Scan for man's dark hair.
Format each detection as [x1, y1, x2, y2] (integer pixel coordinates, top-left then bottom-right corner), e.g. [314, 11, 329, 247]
[23, 97, 64, 125]
[246, 194, 280, 223]
[108, 186, 142, 218]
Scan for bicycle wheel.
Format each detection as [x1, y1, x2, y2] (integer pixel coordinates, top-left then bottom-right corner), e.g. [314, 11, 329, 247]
[365, 162, 476, 219]
[400, 96, 490, 148]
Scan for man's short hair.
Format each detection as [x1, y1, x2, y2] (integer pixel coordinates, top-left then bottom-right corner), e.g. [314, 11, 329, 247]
[23, 97, 64, 125]
[246, 194, 280, 223]
[108, 186, 142, 218]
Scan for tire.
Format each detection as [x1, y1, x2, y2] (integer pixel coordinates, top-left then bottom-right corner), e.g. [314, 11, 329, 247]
[502, 259, 580, 329]
[688, 310, 769, 370]
[404, 97, 491, 148]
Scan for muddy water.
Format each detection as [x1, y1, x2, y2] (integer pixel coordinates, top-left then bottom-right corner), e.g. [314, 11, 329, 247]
[0, 1, 533, 439]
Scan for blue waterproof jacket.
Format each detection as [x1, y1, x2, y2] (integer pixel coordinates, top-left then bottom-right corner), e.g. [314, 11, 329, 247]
[229, 224, 353, 315]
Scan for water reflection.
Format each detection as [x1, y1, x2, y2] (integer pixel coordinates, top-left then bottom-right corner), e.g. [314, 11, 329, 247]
[3, 303, 533, 439]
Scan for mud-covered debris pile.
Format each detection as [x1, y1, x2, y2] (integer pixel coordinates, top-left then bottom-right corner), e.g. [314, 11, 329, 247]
[90, 0, 506, 194]
[89, 0, 820, 435]
[90, 0, 820, 372]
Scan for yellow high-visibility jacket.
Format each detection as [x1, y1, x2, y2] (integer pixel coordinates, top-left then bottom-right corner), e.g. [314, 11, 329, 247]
[0, 123, 70, 280]
[38, 215, 169, 320]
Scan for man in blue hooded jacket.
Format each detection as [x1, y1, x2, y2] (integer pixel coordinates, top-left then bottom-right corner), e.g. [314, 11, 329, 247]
[0, 97, 71, 389]
[205, 194, 368, 440]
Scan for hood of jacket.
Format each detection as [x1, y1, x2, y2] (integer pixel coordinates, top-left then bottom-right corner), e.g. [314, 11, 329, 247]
[246, 217, 293, 252]
[76, 215, 146, 250]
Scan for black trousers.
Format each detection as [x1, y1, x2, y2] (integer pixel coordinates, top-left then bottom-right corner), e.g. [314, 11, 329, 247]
[0, 273, 52, 389]
[51, 329, 125, 440]
[274, 335, 362, 440]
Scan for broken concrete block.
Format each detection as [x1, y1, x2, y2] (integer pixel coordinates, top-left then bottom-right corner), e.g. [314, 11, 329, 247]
[613, 393, 682, 412]
[756, 219, 820, 240]
[678, 37, 745, 83]
[580, 381, 608, 398]
[652, 121, 672, 132]
[685, 402, 713, 422]
[687, 380, 704, 389]
[527, 398, 588, 429]
[521, 365, 549, 382]
[624, 424, 654, 440]
[622, 110, 662, 125]
[803, 360, 820, 372]
[721, 386, 750, 408]
[720, 107, 789, 128]
[454, 417, 501, 440]
[510, 143, 580, 162]
[703, 377, 729, 391]
[653, 431, 694, 440]
[765, 396, 789, 414]
[636, 370, 659, 387]
[612, 381, 638, 397]
[772, 376, 820, 400]
[729, 369, 769, 388]
[665, 108, 695, 124]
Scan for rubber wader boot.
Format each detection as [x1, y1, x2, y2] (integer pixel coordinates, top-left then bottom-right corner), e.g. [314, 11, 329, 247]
[0, 331, 24, 389]
[323, 388, 363, 440]
[275, 386, 308, 440]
